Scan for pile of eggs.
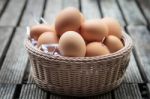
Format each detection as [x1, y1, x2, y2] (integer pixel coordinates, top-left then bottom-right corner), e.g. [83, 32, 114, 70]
[30, 7, 124, 57]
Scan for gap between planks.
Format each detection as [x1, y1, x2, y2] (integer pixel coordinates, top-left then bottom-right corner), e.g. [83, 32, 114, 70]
[127, 26, 150, 83]
[0, 27, 28, 84]
[0, 0, 27, 26]
[116, 0, 147, 25]
[99, 0, 126, 26]
[0, 0, 10, 18]
[0, 83, 146, 99]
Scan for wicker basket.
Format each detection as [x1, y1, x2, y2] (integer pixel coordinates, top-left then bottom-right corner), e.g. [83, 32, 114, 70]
[25, 32, 133, 96]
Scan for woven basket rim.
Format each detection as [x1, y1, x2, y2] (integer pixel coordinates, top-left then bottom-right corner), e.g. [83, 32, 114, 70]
[24, 32, 133, 62]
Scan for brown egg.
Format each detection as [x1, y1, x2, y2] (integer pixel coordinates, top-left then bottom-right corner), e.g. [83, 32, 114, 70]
[59, 31, 86, 57]
[49, 24, 56, 33]
[86, 42, 110, 57]
[37, 32, 58, 47]
[30, 24, 55, 40]
[78, 13, 85, 34]
[81, 19, 108, 42]
[55, 7, 82, 36]
[80, 13, 85, 22]
[102, 17, 122, 38]
[104, 35, 124, 53]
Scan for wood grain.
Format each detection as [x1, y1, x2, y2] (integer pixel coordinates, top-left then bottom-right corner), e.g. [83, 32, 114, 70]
[117, 0, 146, 25]
[0, 84, 16, 99]
[27, 73, 34, 83]
[44, 0, 62, 24]
[62, 0, 79, 9]
[19, 0, 45, 26]
[147, 83, 150, 95]
[49, 93, 112, 99]
[100, 0, 125, 26]
[137, 0, 150, 24]
[0, 0, 7, 15]
[0, 0, 26, 26]
[0, 0, 149, 98]
[123, 53, 143, 83]
[114, 83, 142, 99]
[0, 27, 13, 60]
[19, 84, 47, 99]
[0, 27, 28, 83]
[81, 0, 101, 19]
[128, 26, 150, 82]
[27, 64, 34, 83]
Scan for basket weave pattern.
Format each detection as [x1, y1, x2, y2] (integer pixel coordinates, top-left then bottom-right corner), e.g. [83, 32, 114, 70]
[25, 33, 133, 96]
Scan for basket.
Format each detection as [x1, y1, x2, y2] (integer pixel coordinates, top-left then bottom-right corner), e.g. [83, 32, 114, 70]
[25, 32, 133, 96]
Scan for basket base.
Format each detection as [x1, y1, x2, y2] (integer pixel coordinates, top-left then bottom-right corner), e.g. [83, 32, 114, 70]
[32, 75, 123, 97]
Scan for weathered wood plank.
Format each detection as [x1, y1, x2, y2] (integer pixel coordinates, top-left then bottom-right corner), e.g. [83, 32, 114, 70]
[21, 61, 31, 84]
[114, 83, 142, 99]
[137, 0, 150, 24]
[62, 0, 79, 9]
[117, 0, 146, 25]
[19, 84, 47, 99]
[0, 27, 13, 60]
[19, 0, 44, 26]
[0, 84, 16, 99]
[86, 93, 112, 99]
[81, 0, 101, 19]
[123, 53, 143, 83]
[27, 73, 34, 83]
[49, 93, 111, 99]
[27, 63, 35, 83]
[49, 94, 79, 99]
[0, 0, 7, 15]
[44, 0, 62, 24]
[100, 0, 125, 26]
[0, 0, 26, 26]
[0, 27, 28, 83]
[147, 83, 150, 95]
[128, 26, 150, 82]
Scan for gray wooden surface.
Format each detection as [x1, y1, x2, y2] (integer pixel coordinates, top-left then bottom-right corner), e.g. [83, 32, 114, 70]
[117, 0, 147, 25]
[0, 0, 150, 99]
[0, 0, 26, 26]
[81, 0, 101, 19]
[19, 0, 45, 26]
[100, 0, 125, 26]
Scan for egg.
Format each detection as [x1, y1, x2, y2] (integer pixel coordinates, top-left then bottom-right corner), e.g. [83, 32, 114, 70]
[102, 17, 122, 38]
[80, 13, 85, 22]
[104, 35, 124, 53]
[55, 7, 82, 36]
[78, 13, 85, 34]
[37, 32, 58, 47]
[30, 24, 55, 40]
[86, 42, 110, 57]
[59, 31, 86, 57]
[80, 19, 108, 42]
[49, 24, 56, 33]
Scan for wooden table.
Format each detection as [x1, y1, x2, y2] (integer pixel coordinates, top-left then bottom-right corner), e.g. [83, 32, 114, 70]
[0, 0, 150, 98]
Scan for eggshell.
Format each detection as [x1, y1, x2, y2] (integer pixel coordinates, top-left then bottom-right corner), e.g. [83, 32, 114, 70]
[78, 13, 85, 34]
[59, 31, 86, 57]
[37, 32, 58, 47]
[49, 24, 56, 33]
[30, 24, 55, 40]
[81, 19, 108, 42]
[55, 7, 82, 36]
[102, 17, 122, 38]
[80, 13, 85, 22]
[86, 42, 110, 57]
[104, 35, 124, 53]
